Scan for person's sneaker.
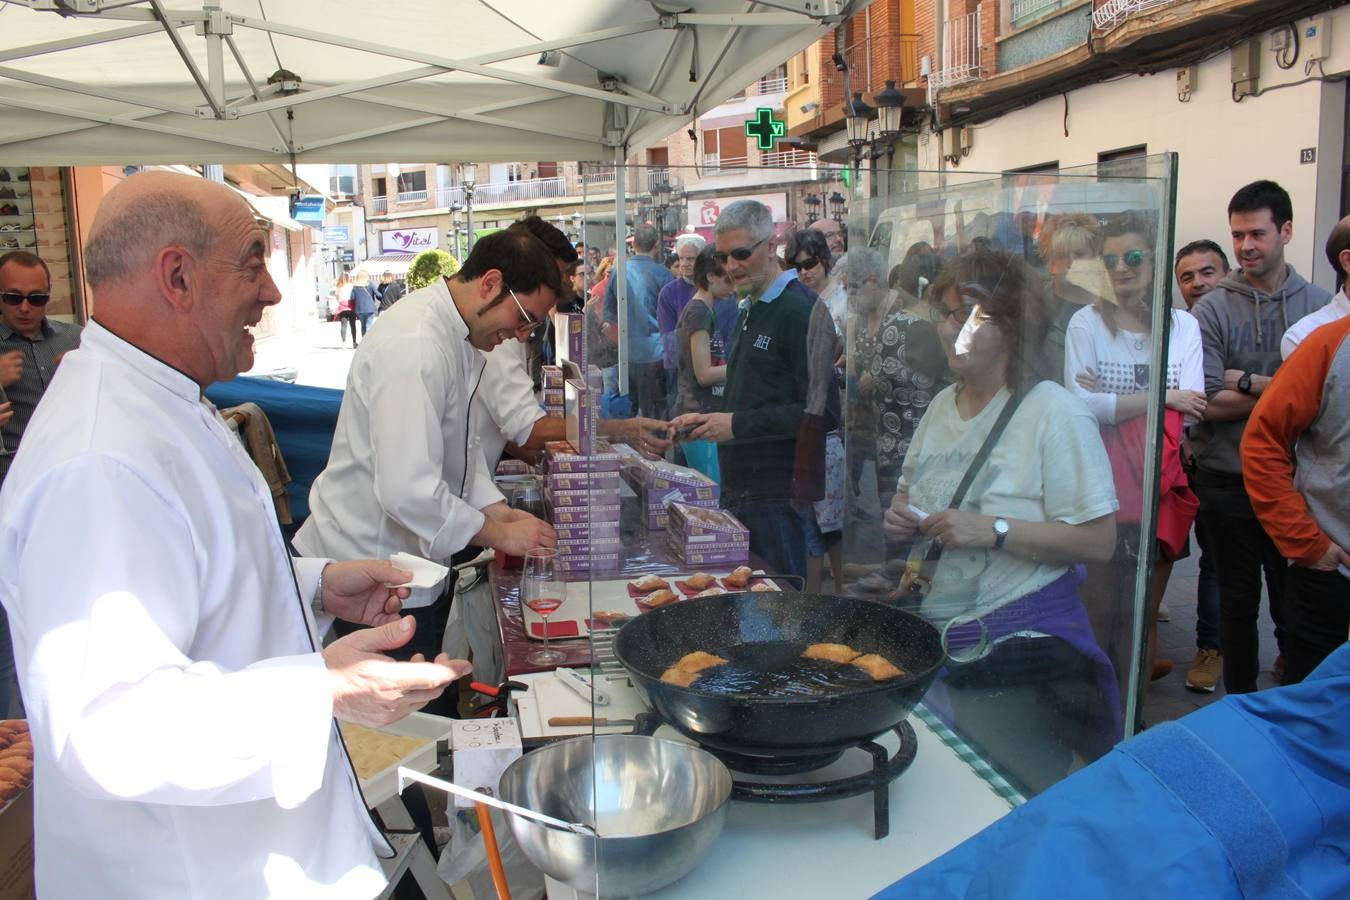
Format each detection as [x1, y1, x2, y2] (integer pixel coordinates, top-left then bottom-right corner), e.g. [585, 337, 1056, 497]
[1185, 648, 1222, 693]
[0, 186, 15, 199]
[1156, 602, 1171, 622]
[1150, 658, 1173, 681]
[1272, 654, 1286, 684]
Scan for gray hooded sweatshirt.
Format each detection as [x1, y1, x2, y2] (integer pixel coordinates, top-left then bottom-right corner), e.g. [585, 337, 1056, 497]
[1190, 264, 1331, 477]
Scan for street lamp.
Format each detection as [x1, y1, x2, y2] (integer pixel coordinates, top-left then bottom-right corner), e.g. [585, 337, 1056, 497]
[844, 91, 874, 166]
[828, 191, 847, 225]
[873, 80, 906, 139]
[459, 162, 478, 252]
[803, 192, 822, 225]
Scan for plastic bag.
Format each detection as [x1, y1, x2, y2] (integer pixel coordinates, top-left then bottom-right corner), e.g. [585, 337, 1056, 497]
[437, 804, 545, 900]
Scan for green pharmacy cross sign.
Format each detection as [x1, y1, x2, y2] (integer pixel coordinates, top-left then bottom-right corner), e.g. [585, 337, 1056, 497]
[745, 107, 785, 151]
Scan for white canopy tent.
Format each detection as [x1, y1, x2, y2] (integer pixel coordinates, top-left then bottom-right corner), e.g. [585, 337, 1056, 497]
[0, 0, 858, 165]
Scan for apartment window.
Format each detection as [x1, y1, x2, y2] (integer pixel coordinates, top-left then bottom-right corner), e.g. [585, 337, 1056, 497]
[329, 174, 355, 196]
[1010, 0, 1070, 29]
[506, 163, 523, 182]
[372, 176, 387, 197]
[396, 170, 427, 193]
[1098, 146, 1147, 181]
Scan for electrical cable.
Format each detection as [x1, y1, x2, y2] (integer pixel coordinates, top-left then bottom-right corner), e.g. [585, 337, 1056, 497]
[1273, 23, 1299, 70]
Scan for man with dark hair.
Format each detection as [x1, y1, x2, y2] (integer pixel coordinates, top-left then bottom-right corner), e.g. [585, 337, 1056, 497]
[601, 222, 673, 418]
[671, 199, 816, 579]
[1174, 240, 1230, 309]
[296, 229, 560, 665]
[1281, 214, 1350, 358]
[376, 270, 404, 312]
[1190, 179, 1331, 693]
[1172, 239, 1229, 691]
[0, 250, 81, 486]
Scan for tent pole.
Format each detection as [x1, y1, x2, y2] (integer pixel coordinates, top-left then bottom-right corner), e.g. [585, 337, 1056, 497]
[615, 149, 628, 399]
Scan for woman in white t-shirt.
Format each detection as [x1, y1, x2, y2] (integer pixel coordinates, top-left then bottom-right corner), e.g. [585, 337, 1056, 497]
[883, 247, 1121, 794]
[1063, 213, 1205, 688]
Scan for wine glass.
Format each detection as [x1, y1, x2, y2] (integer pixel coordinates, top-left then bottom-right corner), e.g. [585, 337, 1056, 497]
[523, 548, 566, 666]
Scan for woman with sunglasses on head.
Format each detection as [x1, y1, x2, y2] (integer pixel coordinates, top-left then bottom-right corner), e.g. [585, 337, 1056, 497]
[1063, 212, 1205, 689]
[882, 246, 1121, 795]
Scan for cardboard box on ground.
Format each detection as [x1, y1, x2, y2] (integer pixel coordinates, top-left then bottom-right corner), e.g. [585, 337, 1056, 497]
[0, 789, 34, 900]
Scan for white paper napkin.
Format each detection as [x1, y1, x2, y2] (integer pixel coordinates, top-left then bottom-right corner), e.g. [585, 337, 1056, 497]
[390, 552, 450, 589]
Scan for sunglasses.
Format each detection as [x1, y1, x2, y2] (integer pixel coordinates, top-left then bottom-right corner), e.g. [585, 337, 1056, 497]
[0, 290, 50, 307]
[712, 237, 767, 265]
[507, 288, 543, 336]
[1103, 249, 1148, 269]
[793, 255, 821, 272]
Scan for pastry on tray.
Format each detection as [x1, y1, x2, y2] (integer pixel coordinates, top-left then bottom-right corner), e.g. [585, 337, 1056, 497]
[749, 581, 778, 592]
[693, 587, 727, 597]
[590, 610, 631, 627]
[802, 643, 861, 664]
[722, 565, 754, 589]
[684, 572, 715, 590]
[636, 588, 679, 611]
[631, 574, 670, 592]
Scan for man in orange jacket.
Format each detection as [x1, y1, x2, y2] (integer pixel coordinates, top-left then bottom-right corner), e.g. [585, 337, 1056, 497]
[1241, 306, 1350, 686]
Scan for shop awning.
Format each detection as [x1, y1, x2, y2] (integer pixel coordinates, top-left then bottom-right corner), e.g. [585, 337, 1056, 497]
[362, 254, 415, 277]
[0, 1, 859, 165]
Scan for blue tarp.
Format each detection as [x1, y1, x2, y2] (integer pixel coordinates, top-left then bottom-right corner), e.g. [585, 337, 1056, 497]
[875, 644, 1350, 899]
[204, 376, 342, 531]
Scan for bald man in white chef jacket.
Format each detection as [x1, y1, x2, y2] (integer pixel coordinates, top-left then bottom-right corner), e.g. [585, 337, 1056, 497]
[0, 171, 468, 899]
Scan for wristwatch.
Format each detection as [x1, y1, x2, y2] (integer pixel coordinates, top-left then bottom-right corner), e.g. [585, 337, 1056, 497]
[993, 517, 1010, 550]
[1237, 371, 1253, 394]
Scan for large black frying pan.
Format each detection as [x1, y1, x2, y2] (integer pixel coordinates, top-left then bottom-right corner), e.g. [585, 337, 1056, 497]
[613, 592, 944, 762]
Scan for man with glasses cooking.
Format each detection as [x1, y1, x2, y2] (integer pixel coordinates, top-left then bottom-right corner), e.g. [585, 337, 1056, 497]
[296, 229, 560, 671]
[671, 199, 816, 579]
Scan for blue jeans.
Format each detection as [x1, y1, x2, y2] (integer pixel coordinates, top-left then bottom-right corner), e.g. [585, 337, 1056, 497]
[725, 497, 807, 581]
[358, 312, 374, 336]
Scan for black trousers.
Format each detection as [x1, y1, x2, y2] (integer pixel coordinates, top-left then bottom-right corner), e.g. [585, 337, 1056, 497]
[1194, 471, 1288, 694]
[1280, 565, 1350, 686]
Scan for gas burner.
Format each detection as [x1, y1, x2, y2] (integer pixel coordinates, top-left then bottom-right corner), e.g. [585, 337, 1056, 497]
[631, 714, 916, 839]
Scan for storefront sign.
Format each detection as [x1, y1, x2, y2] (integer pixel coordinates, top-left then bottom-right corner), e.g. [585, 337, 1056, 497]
[321, 225, 349, 244]
[380, 226, 438, 253]
[687, 191, 788, 227]
[290, 195, 326, 224]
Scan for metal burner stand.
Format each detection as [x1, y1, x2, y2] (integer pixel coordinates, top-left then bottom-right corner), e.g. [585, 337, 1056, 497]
[633, 714, 917, 840]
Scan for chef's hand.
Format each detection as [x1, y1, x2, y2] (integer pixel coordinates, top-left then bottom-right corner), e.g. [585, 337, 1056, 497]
[325, 616, 470, 728]
[321, 560, 413, 627]
[0, 401, 11, 430]
[922, 509, 997, 550]
[882, 489, 920, 542]
[479, 512, 556, 556]
[0, 351, 21, 388]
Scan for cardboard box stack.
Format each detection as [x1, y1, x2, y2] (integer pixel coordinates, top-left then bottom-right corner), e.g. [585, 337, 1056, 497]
[666, 502, 751, 566]
[543, 440, 623, 573]
[621, 457, 720, 531]
[540, 365, 564, 418]
[564, 365, 603, 454]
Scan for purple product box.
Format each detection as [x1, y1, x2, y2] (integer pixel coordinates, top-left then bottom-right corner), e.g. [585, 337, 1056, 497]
[674, 545, 750, 566]
[547, 501, 622, 524]
[643, 485, 718, 507]
[557, 535, 623, 553]
[646, 460, 719, 492]
[670, 529, 750, 546]
[541, 364, 564, 388]
[543, 387, 565, 406]
[553, 521, 621, 542]
[544, 440, 622, 474]
[668, 503, 750, 540]
[547, 470, 621, 493]
[643, 491, 719, 512]
[552, 312, 585, 366]
[564, 377, 597, 455]
[546, 485, 621, 509]
[644, 510, 669, 531]
[558, 553, 622, 573]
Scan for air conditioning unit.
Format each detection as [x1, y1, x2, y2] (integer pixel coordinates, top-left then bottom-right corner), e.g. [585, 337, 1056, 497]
[942, 128, 959, 158]
[920, 55, 932, 78]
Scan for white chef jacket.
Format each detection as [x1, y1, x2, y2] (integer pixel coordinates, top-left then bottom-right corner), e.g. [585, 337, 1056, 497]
[294, 278, 504, 608]
[0, 322, 389, 900]
[470, 337, 546, 471]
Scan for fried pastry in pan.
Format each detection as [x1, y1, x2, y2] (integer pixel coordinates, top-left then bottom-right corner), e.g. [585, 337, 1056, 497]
[660, 666, 701, 688]
[802, 643, 862, 664]
[673, 651, 729, 673]
[851, 653, 905, 680]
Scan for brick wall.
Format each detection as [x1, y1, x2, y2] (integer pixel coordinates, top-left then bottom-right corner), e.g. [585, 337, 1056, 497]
[914, 0, 937, 85]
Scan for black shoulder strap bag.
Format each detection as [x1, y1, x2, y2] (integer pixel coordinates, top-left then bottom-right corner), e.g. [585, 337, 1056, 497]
[901, 388, 1027, 602]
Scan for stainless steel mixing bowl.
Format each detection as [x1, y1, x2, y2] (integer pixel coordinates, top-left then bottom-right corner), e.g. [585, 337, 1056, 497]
[496, 734, 732, 897]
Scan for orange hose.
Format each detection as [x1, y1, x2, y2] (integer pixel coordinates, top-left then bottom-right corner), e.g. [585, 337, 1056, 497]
[475, 800, 512, 900]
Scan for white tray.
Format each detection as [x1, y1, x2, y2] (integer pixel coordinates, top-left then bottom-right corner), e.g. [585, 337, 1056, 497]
[345, 711, 455, 808]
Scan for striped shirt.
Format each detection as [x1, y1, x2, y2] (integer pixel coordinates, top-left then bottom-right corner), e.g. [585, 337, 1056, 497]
[0, 317, 82, 482]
